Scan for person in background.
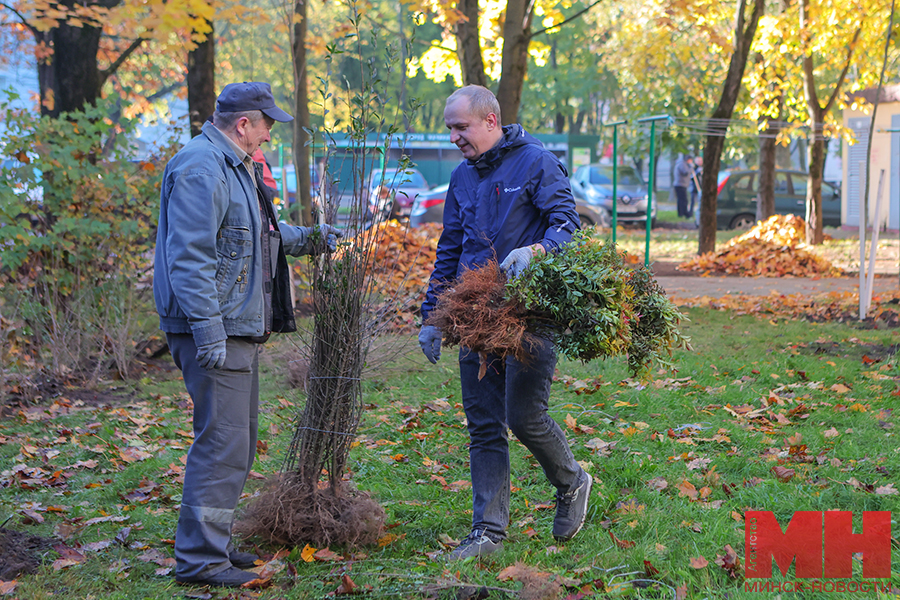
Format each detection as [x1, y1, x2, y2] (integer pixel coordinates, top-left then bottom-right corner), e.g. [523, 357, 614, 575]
[418, 85, 590, 561]
[672, 153, 695, 218]
[154, 82, 339, 588]
[689, 155, 703, 220]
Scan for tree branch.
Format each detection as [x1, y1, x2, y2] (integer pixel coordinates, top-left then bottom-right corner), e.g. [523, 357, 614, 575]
[532, 0, 604, 37]
[1, 2, 38, 36]
[99, 36, 145, 85]
[823, 25, 862, 113]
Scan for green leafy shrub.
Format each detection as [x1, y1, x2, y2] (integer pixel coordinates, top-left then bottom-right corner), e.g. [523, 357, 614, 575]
[0, 97, 180, 378]
[429, 230, 691, 378]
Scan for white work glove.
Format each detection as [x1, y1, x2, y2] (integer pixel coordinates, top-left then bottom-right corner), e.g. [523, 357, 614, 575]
[500, 245, 536, 279]
[418, 325, 442, 364]
[196, 339, 227, 370]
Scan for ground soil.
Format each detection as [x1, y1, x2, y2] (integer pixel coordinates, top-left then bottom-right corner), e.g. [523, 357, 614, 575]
[0, 528, 56, 581]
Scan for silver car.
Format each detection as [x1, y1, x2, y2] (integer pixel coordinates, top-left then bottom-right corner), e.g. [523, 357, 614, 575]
[367, 167, 430, 221]
[570, 164, 656, 228]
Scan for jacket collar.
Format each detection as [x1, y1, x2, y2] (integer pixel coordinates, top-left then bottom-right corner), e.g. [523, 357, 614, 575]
[470, 124, 525, 176]
[201, 121, 245, 169]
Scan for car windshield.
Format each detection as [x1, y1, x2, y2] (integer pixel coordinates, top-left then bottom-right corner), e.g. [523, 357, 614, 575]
[587, 167, 642, 186]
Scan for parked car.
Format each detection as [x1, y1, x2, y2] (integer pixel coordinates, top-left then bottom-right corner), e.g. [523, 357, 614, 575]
[409, 183, 449, 227]
[569, 164, 656, 228]
[713, 169, 841, 230]
[367, 167, 431, 221]
[269, 164, 322, 220]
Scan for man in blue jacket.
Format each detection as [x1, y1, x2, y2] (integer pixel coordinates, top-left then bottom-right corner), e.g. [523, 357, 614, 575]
[154, 82, 338, 587]
[419, 85, 590, 560]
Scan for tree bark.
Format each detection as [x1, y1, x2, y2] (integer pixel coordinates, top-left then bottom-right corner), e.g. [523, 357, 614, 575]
[187, 20, 216, 138]
[805, 122, 825, 244]
[292, 0, 313, 227]
[37, 24, 103, 117]
[698, 0, 765, 255]
[757, 116, 778, 222]
[496, 0, 535, 125]
[456, 0, 487, 87]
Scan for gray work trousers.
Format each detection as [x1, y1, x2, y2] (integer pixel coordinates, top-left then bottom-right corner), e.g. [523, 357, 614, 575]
[167, 333, 259, 580]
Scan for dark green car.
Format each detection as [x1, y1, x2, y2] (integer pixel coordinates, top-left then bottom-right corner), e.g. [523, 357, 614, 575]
[714, 169, 842, 230]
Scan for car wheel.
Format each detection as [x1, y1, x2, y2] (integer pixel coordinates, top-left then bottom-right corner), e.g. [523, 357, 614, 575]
[597, 209, 612, 228]
[579, 213, 596, 228]
[729, 214, 756, 230]
[650, 217, 657, 229]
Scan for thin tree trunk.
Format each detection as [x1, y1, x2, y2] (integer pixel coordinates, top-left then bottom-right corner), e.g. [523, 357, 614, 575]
[698, 0, 765, 255]
[805, 124, 825, 244]
[496, 0, 534, 125]
[187, 20, 216, 138]
[456, 0, 487, 87]
[757, 117, 778, 221]
[292, 0, 313, 227]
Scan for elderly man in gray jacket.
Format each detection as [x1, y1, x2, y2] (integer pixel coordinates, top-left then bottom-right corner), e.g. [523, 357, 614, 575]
[154, 82, 338, 588]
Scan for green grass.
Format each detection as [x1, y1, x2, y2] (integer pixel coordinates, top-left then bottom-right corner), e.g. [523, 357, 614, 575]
[1, 309, 899, 598]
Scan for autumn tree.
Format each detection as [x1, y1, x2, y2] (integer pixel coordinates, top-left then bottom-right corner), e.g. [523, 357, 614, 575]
[1, 0, 215, 117]
[743, 0, 892, 244]
[408, 0, 602, 124]
[694, 0, 765, 254]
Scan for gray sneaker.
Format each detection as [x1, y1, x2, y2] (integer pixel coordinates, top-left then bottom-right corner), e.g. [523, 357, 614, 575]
[446, 530, 503, 561]
[552, 470, 592, 541]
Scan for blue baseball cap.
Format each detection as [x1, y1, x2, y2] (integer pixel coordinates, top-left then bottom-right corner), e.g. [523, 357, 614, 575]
[216, 82, 293, 122]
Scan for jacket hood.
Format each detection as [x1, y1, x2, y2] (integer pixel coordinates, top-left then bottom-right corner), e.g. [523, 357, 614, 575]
[470, 124, 541, 176]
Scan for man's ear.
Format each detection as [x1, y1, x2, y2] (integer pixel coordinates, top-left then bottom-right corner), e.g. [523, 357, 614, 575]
[486, 112, 498, 131]
[235, 116, 251, 137]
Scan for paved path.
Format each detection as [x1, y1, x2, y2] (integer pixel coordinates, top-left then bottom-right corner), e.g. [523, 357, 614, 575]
[656, 275, 900, 298]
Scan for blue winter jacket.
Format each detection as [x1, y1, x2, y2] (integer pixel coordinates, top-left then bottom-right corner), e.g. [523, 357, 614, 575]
[153, 121, 313, 346]
[420, 124, 580, 320]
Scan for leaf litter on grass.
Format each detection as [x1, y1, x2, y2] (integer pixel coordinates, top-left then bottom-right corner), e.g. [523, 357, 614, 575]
[3, 308, 900, 598]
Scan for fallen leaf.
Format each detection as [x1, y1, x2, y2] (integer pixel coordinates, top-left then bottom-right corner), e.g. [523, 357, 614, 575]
[314, 548, 342, 561]
[714, 544, 742, 578]
[875, 483, 898, 496]
[300, 544, 316, 562]
[676, 480, 699, 500]
[689, 556, 709, 569]
[823, 427, 840, 438]
[609, 531, 636, 549]
[0, 580, 18, 595]
[647, 477, 668, 491]
[771, 466, 795, 482]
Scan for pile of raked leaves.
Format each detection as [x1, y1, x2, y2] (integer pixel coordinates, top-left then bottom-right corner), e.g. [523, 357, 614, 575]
[677, 214, 841, 277]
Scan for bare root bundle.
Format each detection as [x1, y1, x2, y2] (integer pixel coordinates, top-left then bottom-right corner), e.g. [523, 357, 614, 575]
[235, 474, 385, 548]
[425, 262, 536, 364]
[426, 231, 689, 377]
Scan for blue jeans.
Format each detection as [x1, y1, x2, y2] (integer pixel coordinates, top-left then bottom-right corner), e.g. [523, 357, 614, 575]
[458, 337, 581, 540]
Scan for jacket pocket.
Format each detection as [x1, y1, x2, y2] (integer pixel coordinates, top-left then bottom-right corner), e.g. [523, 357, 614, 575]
[215, 226, 253, 298]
